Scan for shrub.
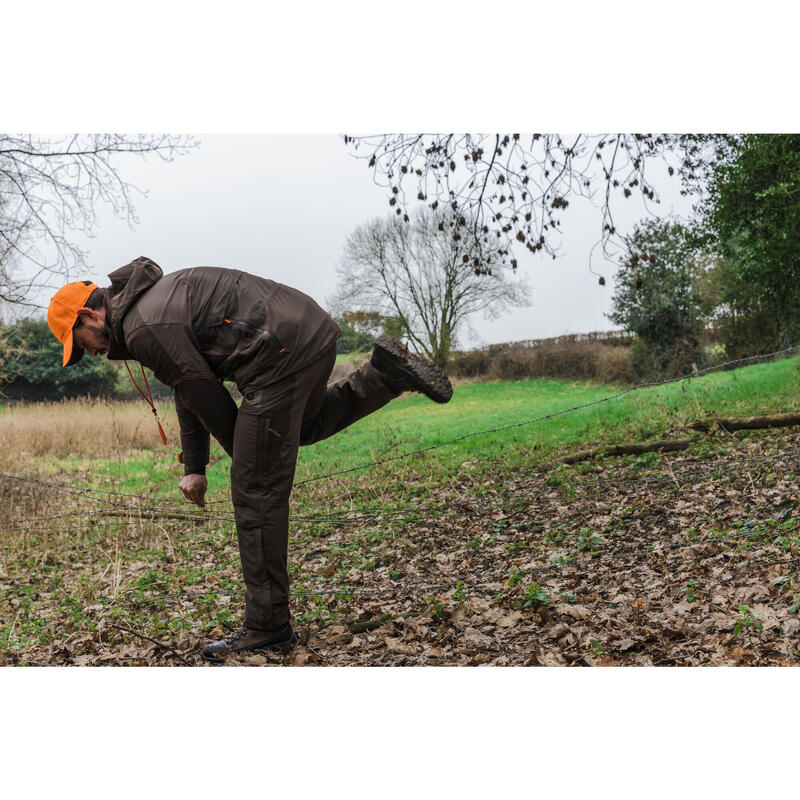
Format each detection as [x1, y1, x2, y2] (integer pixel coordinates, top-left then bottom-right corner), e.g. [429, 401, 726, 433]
[448, 335, 633, 384]
[1, 319, 117, 400]
[446, 348, 494, 378]
[609, 219, 706, 380]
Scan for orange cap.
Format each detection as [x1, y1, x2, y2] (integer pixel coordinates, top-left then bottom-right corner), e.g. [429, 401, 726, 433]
[47, 281, 100, 367]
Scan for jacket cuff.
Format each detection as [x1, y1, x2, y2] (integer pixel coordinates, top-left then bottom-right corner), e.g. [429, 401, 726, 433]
[183, 464, 206, 476]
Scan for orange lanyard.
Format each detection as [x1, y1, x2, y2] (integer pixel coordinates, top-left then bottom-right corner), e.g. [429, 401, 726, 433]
[124, 360, 167, 445]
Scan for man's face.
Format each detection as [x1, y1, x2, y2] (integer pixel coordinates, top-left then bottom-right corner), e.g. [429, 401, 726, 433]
[73, 309, 110, 357]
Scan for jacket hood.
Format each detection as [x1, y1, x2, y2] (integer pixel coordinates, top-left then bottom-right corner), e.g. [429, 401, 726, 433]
[105, 256, 163, 355]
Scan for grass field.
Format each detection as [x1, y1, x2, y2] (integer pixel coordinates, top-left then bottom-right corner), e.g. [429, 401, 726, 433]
[3, 354, 798, 508]
[1, 353, 800, 665]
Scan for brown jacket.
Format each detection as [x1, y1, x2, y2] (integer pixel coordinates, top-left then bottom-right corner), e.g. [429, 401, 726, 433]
[104, 257, 341, 474]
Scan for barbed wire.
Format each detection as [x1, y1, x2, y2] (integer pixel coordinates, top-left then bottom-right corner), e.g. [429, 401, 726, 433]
[292, 344, 800, 487]
[5, 447, 798, 589]
[2, 345, 800, 647]
[2, 442, 800, 535]
[3, 343, 795, 517]
[3, 343, 800, 668]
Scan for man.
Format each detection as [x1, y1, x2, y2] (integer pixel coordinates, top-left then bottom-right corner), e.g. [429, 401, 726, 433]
[47, 257, 452, 662]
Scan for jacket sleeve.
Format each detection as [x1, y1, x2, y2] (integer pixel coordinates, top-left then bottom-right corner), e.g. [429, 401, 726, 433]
[174, 389, 211, 475]
[126, 324, 238, 471]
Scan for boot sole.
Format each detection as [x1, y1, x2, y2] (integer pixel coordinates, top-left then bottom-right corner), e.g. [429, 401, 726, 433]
[201, 630, 298, 664]
[372, 336, 453, 404]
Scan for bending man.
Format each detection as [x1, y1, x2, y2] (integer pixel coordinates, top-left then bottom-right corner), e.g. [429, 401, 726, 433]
[47, 257, 452, 661]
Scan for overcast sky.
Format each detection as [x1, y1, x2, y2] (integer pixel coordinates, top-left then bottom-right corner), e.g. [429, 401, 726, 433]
[44, 134, 694, 347]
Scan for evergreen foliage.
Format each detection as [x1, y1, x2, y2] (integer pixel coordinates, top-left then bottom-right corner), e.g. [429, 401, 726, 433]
[1, 319, 117, 400]
[609, 220, 705, 379]
[699, 133, 800, 350]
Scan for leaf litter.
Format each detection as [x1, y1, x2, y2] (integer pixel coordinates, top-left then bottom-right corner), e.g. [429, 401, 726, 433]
[2, 427, 800, 666]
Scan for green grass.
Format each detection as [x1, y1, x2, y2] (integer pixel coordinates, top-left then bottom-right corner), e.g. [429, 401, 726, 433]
[27, 354, 800, 508]
[298, 353, 800, 478]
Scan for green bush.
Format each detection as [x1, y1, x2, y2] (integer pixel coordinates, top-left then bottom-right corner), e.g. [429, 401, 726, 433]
[0, 319, 173, 401]
[609, 220, 706, 380]
[1, 319, 117, 400]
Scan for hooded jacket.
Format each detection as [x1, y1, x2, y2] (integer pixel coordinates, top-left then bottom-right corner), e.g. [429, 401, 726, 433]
[104, 257, 341, 474]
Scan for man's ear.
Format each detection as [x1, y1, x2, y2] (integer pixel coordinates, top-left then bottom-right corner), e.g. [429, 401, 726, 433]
[75, 307, 98, 321]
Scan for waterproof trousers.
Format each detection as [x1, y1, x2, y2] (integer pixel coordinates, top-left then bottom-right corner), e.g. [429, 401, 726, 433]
[231, 345, 397, 632]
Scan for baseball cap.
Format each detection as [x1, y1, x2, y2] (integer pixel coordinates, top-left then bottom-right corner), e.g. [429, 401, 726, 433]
[47, 280, 100, 367]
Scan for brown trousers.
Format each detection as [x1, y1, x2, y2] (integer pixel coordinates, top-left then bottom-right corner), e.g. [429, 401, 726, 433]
[230, 345, 396, 631]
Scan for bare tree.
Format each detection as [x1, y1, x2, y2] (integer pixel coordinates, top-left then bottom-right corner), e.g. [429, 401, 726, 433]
[0, 134, 196, 307]
[333, 210, 531, 367]
[342, 134, 712, 280]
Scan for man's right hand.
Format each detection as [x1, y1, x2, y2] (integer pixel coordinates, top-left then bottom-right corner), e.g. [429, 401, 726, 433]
[179, 473, 208, 508]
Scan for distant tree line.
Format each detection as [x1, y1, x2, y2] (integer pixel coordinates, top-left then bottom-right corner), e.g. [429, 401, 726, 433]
[0, 319, 171, 402]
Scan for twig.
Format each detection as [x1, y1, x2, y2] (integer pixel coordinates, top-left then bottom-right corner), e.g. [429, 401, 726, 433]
[110, 623, 193, 666]
[663, 459, 682, 492]
[305, 643, 327, 663]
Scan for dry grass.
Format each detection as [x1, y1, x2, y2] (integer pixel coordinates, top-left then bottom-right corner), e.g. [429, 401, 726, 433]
[0, 397, 175, 466]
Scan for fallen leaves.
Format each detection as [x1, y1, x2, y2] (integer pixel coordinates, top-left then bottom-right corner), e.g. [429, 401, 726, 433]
[4, 428, 800, 666]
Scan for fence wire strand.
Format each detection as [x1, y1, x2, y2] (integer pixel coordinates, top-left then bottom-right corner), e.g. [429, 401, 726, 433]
[2, 344, 800, 650]
[2, 445, 800, 536]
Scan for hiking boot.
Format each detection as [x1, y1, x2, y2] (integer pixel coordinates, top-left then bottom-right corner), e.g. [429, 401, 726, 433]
[201, 623, 297, 663]
[371, 336, 453, 404]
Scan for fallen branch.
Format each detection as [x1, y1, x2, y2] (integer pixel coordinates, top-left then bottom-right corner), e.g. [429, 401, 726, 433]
[559, 436, 701, 466]
[110, 623, 193, 666]
[555, 410, 800, 468]
[689, 412, 800, 433]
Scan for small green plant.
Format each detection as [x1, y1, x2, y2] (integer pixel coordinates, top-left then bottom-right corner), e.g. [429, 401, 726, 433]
[451, 581, 467, 602]
[560, 591, 577, 604]
[543, 528, 566, 546]
[590, 638, 603, 655]
[788, 595, 800, 615]
[576, 529, 604, 552]
[425, 597, 447, 622]
[733, 604, 763, 636]
[519, 584, 551, 610]
[505, 567, 524, 587]
[683, 579, 703, 603]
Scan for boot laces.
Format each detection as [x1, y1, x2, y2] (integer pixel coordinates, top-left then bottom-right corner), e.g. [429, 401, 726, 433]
[224, 627, 248, 645]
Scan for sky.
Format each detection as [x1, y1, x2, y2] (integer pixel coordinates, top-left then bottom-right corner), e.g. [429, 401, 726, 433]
[36, 134, 696, 348]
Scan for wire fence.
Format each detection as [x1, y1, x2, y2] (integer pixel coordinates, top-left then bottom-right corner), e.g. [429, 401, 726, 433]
[3, 343, 798, 519]
[2, 343, 800, 657]
[2, 444, 799, 537]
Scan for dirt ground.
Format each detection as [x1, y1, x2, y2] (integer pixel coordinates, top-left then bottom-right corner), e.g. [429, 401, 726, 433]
[3, 427, 800, 666]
